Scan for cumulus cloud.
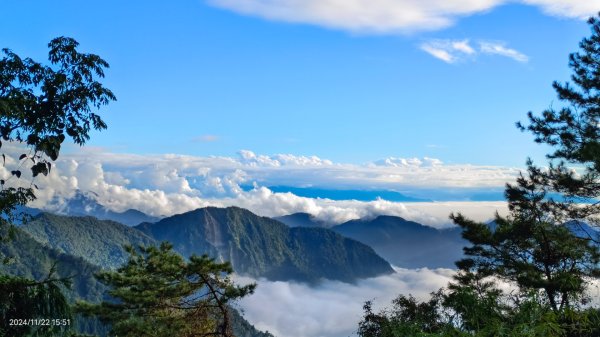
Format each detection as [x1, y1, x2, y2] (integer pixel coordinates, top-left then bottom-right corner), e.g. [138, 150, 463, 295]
[235, 267, 456, 337]
[207, 0, 600, 34]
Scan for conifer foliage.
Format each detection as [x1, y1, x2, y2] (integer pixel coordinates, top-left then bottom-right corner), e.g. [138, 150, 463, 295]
[76, 242, 256, 337]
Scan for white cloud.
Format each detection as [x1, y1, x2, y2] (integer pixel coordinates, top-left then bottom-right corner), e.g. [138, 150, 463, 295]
[523, 0, 600, 19]
[237, 270, 600, 337]
[235, 267, 456, 337]
[206, 0, 600, 34]
[479, 41, 529, 62]
[420, 39, 475, 63]
[236, 268, 600, 337]
[421, 44, 456, 63]
[237, 150, 333, 167]
[0, 144, 512, 226]
[421, 39, 528, 63]
[207, 0, 503, 34]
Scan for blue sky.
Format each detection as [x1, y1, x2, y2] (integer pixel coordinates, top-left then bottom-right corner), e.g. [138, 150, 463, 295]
[3, 1, 600, 222]
[5, 5, 600, 336]
[1, 0, 595, 167]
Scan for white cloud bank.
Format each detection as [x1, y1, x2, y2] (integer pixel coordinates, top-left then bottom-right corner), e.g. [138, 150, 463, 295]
[1, 145, 512, 226]
[236, 269, 600, 337]
[235, 267, 456, 337]
[207, 0, 600, 34]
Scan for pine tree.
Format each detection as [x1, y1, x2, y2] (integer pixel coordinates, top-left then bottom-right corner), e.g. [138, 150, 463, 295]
[357, 13, 600, 337]
[451, 13, 600, 316]
[76, 243, 256, 337]
[512, 15, 600, 234]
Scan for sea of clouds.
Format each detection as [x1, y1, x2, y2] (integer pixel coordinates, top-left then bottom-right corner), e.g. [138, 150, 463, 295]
[234, 267, 456, 337]
[234, 269, 600, 337]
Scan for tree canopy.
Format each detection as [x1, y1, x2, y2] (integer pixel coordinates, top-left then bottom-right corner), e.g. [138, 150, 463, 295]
[0, 37, 114, 337]
[76, 243, 256, 337]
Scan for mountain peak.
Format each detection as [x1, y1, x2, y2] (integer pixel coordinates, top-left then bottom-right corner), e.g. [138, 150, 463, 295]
[44, 190, 160, 226]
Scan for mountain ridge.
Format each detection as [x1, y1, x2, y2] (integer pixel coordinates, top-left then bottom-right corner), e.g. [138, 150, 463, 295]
[331, 215, 466, 269]
[136, 206, 394, 283]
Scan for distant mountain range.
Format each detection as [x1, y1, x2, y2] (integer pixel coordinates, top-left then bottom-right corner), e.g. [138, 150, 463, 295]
[277, 213, 600, 270]
[136, 206, 393, 283]
[332, 215, 466, 269]
[276, 212, 466, 269]
[49, 190, 161, 226]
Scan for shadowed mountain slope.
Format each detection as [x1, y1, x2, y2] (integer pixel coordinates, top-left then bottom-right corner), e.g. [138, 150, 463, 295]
[332, 215, 467, 269]
[20, 213, 157, 269]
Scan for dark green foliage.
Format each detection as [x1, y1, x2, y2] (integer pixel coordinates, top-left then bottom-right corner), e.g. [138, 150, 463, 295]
[136, 206, 393, 283]
[452, 212, 600, 312]
[21, 213, 156, 269]
[0, 37, 114, 229]
[0, 226, 106, 304]
[358, 292, 453, 337]
[449, 13, 600, 314]
[0, 226, 107, 336]
[228, 309, 274, 337]
[1, 221, 270, 337]
[358, 283, 600, 337]
[0, 272, 72, 337]
[76, 242, 256, 337]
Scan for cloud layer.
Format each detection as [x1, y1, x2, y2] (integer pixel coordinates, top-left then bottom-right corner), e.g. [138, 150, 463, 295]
[207, 0, 600, 34]
[0, 145, 512, 226]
